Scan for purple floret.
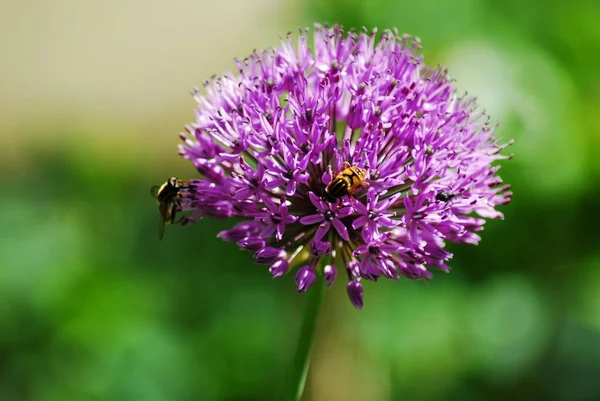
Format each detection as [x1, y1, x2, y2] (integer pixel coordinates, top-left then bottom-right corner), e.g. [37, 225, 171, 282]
[176, 24, 512, 308]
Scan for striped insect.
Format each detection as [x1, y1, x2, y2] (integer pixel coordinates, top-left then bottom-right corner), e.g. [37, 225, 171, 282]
[323, 162, 368, 203]
[150, 177, 190, 240]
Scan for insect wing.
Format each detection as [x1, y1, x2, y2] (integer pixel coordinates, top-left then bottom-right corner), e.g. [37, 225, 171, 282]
[158, 218, 166, 240]
[150, 184, 161, 199]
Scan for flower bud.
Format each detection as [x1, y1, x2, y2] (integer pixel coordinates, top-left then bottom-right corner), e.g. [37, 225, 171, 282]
[295, 266, 316, 292]
[347, 280, 364, 309]
[269, 259, 289, 278]
[254, 247, 286, 265]
[237, 236, 266, 251]
[323, 264, 337, 287]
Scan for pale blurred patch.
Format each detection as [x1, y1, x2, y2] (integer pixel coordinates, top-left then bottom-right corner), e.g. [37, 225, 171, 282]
[0, 0, 297, 166]
[444, 40, 589, 197]
[465, 274, 551, 382]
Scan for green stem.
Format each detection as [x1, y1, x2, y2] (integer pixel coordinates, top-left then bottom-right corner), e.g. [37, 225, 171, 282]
[283, 276, 325, 401]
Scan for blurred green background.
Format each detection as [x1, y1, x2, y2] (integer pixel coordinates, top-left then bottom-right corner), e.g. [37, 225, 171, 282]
[1, 0, 599, 400]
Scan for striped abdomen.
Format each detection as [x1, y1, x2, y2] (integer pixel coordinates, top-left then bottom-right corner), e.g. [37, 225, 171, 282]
[323, 165, 367, 202]
[324, 176, 351, 202]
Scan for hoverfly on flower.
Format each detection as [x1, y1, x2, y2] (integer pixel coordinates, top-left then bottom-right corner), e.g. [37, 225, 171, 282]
[150, 177, 190, 240]
[323, 162, 369, 203]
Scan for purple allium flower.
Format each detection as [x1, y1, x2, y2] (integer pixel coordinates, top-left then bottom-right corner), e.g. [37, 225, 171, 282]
[176, 25, 512, 308]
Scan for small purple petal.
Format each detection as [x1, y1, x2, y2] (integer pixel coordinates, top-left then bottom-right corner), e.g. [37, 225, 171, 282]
[347, 260, 360, 278]
[286, 180, 297, 196]
[282, 215, 298, 224]
[261, 196, 277, 210]
[352, 244, 368, 256]
[259, 224, 276, 239]
[194, 162, 224, 182]
[337, 206, 354, 218]
[347, 102, 364, 129]
[377, 258, 398, 279]
[300, 214, 325, 225]
[377, 193, 401, 211]
[308, 192, 324, 210]
[237, 236, 265, 251]
[347, 281, 364, 309]
[276, 223, 285, 241]
[353, 200, 368, 214]
[296, 172, 309, 184]
[323, 264, 337, 286]
[378, 216, 398, 228]
[314, 221, 331, 242]
[295, 266, 316, 292]
[217, 222, 259, 242]
[331, 218, 350, 241]
[404, 194, 414, 210]
[269, 259, 289, 278]
[255, 247, 286, 265]
[310, 241, 331, 257]
[352, 215, 369, 230]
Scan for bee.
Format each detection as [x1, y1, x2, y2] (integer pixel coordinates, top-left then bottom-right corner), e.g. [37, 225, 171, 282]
[150, 177, 190, 240]
[323, 162, 368, 203]
[435, 191, 456, 203]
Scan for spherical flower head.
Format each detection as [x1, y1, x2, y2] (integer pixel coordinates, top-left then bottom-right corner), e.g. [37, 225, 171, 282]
[177, 24, 512, 308]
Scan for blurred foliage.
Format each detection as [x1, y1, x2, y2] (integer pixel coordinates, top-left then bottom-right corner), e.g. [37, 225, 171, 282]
[1, 0, 600, 400]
